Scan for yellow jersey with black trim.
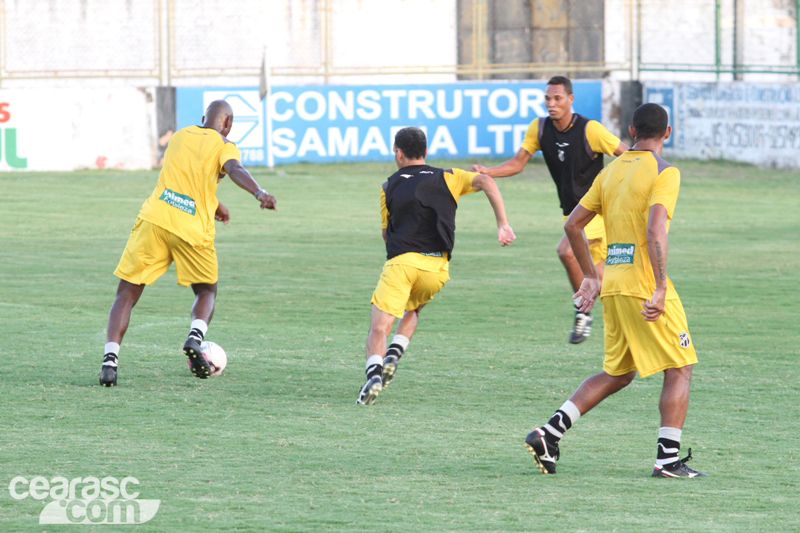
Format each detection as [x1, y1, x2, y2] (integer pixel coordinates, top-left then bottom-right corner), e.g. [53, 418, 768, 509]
[579, 150, 681, 301]
[379, 167, 477, 272]
[138, 126, 241, 248]
[520, 117, 620, 156]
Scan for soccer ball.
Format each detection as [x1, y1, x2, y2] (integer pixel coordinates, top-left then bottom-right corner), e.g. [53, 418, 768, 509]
[187, 341, 227, 377]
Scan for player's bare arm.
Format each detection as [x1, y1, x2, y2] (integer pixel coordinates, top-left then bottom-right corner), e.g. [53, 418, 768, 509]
[613, 141, 630, 156]
[215, 201, 230, 224]
[223, 159, 277, 211]
[472, 147, 532, 178]
[564, 205, 601, 311]
[643, 204, 669, 321]
[471, 173, 516, 246]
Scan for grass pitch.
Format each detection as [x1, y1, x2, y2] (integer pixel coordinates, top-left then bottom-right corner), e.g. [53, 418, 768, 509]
[1, 158, 798, 532]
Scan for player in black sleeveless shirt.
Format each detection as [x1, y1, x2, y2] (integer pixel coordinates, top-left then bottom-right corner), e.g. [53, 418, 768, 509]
[473, 76, 628, 345]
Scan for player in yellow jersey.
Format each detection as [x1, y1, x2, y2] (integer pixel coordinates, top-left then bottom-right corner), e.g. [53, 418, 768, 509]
[473, 76, 628, 344]
[356, 127, 516, 405]
[99, 100, 277, 386]
[523, 103, 705, 478]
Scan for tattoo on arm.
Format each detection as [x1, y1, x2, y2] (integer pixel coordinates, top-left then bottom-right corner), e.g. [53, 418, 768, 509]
[655, 241, 665, 281]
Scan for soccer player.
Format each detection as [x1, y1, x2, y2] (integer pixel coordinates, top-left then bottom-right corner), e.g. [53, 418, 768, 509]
[473, 76, 628, 344]
[523, 103, 705, 478]
[356, 126, 516, 405]
[99, 100, 277, 386]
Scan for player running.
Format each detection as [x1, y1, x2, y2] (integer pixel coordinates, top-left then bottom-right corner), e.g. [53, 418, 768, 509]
[99, 100, 277, 386]
[473, 76, 628, 344]
[356, 126, 516, 405]
[523, 103, 705, 478]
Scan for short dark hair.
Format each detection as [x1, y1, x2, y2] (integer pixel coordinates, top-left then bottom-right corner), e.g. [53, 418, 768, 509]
[547, 76, 573, 95]
[394, 127, 427, 160]
[632, 103, 669, 140]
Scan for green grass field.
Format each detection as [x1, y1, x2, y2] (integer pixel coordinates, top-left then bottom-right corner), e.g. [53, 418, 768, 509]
[1, 158, 798, 532]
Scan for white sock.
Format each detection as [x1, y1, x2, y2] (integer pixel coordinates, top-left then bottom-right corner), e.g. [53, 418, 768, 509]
[366, 354, 383, 369]
[104, 342, 120, 356]
[189, 319, 208, 339]
[560, 400, 581, 425]
[658, 426, 682, 442]
[390, 334, 410, 351]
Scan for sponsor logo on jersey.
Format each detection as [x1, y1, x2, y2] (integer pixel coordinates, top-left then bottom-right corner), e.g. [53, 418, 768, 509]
[606, 243, 635, 265]
[159, 188, 196, 215]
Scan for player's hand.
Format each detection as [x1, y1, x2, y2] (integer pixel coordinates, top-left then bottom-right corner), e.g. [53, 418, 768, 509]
[256, 191, 278, 211]
[641, 289, 666, 321]
[472, 164, 487, 173]
[497, 224, 516, 246]
[572, 277, 600, 313]
[215, 203, 230, 224]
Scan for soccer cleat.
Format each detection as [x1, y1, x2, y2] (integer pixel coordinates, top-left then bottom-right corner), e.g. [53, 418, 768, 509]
[184, 336, 211, 379]
[99, 353, 118, 387]
[381, 355, 399, 389]
[524, 428, 560, 474]
[652, 448, 707, 478]
[356, 375, 382, 405]
[568, 312, 593, 344]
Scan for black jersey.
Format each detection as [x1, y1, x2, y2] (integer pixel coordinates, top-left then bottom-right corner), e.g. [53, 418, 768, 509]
[539, 114, 606, 216]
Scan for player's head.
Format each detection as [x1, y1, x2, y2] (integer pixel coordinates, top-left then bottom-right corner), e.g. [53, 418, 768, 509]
[630, 103, 671, 143]
[545, 76, 574, 121]
[393, 127, 427, 166]
[202, 100, 234, 137]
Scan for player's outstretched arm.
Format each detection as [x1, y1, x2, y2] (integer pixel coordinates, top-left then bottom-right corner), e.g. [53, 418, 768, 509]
[643, 204, 669, 321]
[565, 205, 601, 312]
[472, 148, 532, 178]
[223, 159, 277, 211]
[471, 174, 516, 246]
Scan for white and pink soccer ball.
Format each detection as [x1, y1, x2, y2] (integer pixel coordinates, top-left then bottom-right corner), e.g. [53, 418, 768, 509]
[187, 341, 227, 377]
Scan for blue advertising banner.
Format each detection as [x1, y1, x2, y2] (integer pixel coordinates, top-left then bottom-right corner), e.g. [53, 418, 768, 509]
[176, 82, 602, 165]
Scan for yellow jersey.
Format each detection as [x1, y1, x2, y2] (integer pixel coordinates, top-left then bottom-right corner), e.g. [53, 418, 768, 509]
[520, 117, 620, 157]
[138, 126, 241, 248]
[579, 150, 681, 300]
[379, 167, 477, 272]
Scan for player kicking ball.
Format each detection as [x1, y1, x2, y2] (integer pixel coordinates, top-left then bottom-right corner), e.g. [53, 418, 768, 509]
[99, 100, 276, 386]
[356, 126, 516, 405]
[523, 103, 705, 478]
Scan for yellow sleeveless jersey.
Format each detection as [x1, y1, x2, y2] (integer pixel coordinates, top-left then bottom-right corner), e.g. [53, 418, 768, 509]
[579, 150, 681, 301]
[138, 126, 241, 248]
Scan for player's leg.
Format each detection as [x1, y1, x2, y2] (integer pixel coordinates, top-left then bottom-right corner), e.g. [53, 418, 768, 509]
[101, 280, 146, 386]
[652, 365, 704, 477]
[558, 235, 592, 344]
[172, 234, 218, 379]
[382, 306, 423, 388]
[183, 283, 217, 379]
[382, 267, 448, 389]
[102, 219, 171, 386]
[525, 370, 635, 474]
[358, 263, 410, 405]
[357, 305, 396, 405]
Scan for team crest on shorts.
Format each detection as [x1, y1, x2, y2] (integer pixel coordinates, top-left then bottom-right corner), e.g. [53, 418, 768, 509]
[679, 332, 691, 348]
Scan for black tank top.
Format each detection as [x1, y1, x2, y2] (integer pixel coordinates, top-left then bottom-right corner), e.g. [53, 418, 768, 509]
[383, 164, 458, 260]
[539, 114, 605, 215]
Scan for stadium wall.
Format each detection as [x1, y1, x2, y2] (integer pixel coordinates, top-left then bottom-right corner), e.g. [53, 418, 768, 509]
[645, 81, 800, 169]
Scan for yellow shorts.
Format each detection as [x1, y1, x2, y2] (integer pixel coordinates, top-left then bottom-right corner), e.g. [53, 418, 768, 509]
[371, 262, 450, 318]
[114, 218, 218, 287]
[564, 213, 607, 264]
[602, 295, 697, 378]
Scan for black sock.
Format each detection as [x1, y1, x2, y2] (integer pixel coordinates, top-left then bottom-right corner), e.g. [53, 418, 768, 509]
[386, 343, 405, 361]
[656, 438, 681, 466]
[366, 363, 382, 380]
[188, 328, 205, 342]
[102, 353, 118, 367]
[542, 409, 573, 444]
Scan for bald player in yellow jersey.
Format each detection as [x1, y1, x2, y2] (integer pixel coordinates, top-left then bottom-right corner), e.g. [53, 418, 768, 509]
[473, 76, 628, 344]
[523, 103, 705, 478]
[99, 100, 277, 386]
